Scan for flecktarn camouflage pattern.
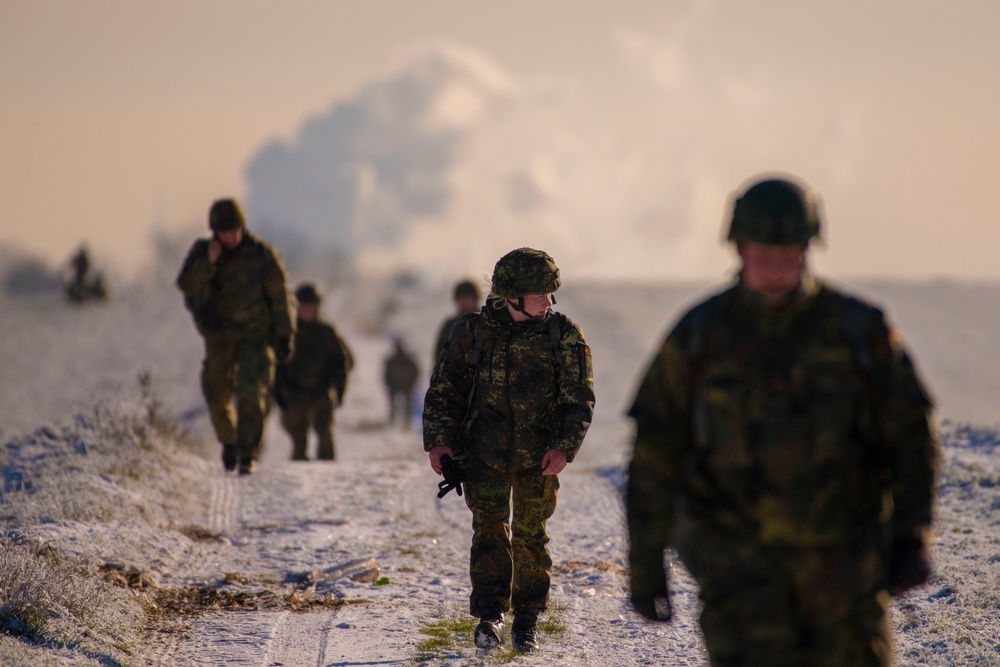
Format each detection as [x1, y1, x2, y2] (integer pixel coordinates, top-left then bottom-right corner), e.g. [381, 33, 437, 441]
[626, 277, 938, 666]
[423, 291, 594, 621]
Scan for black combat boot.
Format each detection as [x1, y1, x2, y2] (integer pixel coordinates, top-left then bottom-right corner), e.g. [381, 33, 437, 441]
[512, 608, 540, 653]
[238, 456, 256, 476]
[474, 596, 505, 652]
[222, 444, 238, 472]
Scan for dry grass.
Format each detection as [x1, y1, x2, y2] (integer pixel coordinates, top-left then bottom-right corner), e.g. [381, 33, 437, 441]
[0, 374, 214, 666]
[0, 537, 142, 664]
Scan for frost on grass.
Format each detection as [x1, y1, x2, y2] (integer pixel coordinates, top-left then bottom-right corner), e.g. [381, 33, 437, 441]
[1, 372, 211, 530]
[0, 537, 142, 665]
[0, 374, 213, 665]
[892, 425, 1000, 665]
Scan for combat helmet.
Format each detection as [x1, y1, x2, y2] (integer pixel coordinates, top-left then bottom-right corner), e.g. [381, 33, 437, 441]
[295, 283, 322, 304]
[491, 248, 561, 300]
[453, 279, 482, 302]
[727, 177, 821, 245]
[209, 198, 247, 232]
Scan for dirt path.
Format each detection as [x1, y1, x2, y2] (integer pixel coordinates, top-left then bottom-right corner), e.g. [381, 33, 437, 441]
[141, 418, 707, 666]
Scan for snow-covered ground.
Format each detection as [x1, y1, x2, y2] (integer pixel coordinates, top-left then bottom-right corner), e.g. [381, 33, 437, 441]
[1, 277, 998, 665]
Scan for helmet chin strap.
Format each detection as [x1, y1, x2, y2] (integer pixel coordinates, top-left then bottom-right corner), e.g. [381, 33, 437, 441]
[510, 295, 555, 322]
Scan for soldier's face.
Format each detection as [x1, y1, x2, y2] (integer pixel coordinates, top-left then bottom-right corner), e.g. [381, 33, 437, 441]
[217, 228, 243, 250]
[298, 303, 318, 322]
[521, 293, 554, 318]
[739, 242, 806, 304]
[456, 295, 478, 314]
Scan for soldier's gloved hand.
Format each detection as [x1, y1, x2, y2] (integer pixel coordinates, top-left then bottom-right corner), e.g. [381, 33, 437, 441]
[887, 537, 931, 595]
[436, 454, 465, 499]
[274, 337, 293, 364]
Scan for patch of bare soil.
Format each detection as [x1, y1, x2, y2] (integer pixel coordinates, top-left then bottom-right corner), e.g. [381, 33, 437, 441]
[99, 562, 367, 623]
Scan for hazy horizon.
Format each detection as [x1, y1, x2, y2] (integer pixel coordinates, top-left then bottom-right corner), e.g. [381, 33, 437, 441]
[2, 1, 998, 283]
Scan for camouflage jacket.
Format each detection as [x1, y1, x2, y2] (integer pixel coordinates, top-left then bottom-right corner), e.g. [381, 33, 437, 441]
[433, 314, 460, 368]
[277, 318, 353, 401]
[176, 232, 294, 342]
[626, 277, 938, 588]
[423, 298, 595, 473]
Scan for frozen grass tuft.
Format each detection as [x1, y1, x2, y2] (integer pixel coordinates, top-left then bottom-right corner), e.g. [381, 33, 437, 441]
[1, 372, 211, 529]
[0, 373, 214, 666]
[0, 537, 142, 665]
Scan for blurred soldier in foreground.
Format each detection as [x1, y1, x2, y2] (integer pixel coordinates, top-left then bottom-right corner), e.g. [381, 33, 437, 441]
[424, 248, 595, 654]
[626, 175, 939, 666]
[433, 279, 482, 366]
[384, 337, 419, 429]
[176, 198, 294, 475]
[275, 283, 353, 461]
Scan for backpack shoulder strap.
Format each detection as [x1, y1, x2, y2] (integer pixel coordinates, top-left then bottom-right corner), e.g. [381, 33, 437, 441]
[684, 292, 725, 449]
[684, 292, 725, 362]
[835, 293, 877, 445]
[546, 312, 566, 370]
[837, 295, 874, 373]
[469, 311, 486, 365]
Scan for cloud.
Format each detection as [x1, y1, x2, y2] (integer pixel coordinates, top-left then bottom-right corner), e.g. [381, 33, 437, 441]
[244, 44, 514, 269]
[245, 43, 717, 283]
[244, 21, 866, 285]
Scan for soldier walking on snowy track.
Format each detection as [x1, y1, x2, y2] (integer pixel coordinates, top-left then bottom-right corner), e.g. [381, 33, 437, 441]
[423, 247, 595, 654]
[275, 282, 353, 461]
[626, 175, 940, 666]
[177, 198, 295, 475]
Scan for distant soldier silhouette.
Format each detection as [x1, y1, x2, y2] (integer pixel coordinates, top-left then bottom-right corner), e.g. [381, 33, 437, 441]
[433, 279, 482, 367]
[384, 337, 419, 430]
[65, 244, 107, 303]
[176, 198, 294, 475]
[275, 283, 353, 461]
[71, 246, 89, 285]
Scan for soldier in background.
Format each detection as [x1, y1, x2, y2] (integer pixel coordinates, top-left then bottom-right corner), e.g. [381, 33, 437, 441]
[626, 175, 939, 666]
[275, 283, 353, 461]
[433, 279, 481, 366]
[176, 198, 294, 475]
[65, 244, 108, 303]
[423, 248, 595, 654]
[384, 337, 419, 430]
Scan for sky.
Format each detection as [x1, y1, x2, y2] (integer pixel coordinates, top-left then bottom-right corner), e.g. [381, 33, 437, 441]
[2, 0, 999, 284]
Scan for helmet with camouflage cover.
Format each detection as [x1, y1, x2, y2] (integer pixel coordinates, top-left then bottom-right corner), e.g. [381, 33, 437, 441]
[727, 177, 821, 245]
[209, 198, 247, 232]
[294, 282, 321, 304]
[453, 279, 481, 302]
[491, 248, 561, 300]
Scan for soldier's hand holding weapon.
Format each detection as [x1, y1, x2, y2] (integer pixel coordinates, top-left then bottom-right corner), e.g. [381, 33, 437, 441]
[436, 453, 466, 499]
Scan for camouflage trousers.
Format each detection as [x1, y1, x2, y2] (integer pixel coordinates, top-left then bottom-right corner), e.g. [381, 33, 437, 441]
[675, 515, 892, 667]
[280, 390, 335, 461]
[462, 455, 559, 617]
[201, 336, 274, 460]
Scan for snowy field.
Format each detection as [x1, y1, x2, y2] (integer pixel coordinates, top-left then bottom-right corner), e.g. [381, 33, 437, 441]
[1, 276, 999, 665]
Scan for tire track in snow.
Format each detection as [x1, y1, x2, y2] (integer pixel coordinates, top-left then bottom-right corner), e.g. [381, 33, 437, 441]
[207, 472, 240, 538]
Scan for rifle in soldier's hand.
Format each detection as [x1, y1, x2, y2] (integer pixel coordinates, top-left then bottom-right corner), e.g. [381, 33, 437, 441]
[437, 454, 466, 499]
